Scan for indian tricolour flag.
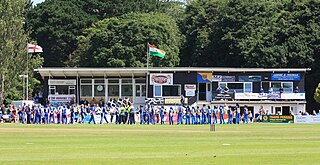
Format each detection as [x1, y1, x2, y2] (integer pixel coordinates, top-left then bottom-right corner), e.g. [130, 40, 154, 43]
[149, 44, 165, 58]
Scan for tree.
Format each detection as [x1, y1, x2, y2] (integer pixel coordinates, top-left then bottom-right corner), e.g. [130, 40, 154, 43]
[181, 0, 320, 68]
[0, 0, 28, 104]
[68, 13, 182, 67]
[27, 0, 185, 67]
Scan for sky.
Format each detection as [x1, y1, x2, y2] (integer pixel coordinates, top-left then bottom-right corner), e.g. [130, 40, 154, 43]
[33, 0, 45, 5]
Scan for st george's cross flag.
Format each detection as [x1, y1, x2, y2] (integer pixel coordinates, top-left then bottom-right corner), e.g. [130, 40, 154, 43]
[28, 44, 43, 53]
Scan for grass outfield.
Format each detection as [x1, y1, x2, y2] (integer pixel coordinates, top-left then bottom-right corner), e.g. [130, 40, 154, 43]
[0, 124, 320, 165]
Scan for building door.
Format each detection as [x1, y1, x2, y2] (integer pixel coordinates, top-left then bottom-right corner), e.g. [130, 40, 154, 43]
[198, 83, 206, 101]
[206, 83, 212, 101]
[135, 84, 146, 106]
[275, 107, 282, 115]
[282, 106, 290, 115]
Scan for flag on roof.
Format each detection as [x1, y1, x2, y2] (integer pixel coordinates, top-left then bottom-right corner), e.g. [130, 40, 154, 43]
[149, 44, 165, 58]
[28, 43, 43, 53]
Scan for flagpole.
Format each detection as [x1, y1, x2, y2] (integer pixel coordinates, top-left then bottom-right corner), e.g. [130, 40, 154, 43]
[26, 42, 29, 100]
[146, 42, 149, 98]
[147, 42, 149, 69]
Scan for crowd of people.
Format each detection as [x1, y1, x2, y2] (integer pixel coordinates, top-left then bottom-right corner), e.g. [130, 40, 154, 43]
[0, 100, 257, 125]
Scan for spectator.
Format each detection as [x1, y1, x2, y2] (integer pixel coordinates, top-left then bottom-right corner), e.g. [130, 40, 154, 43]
[260, 86, 264, 93]
[216, 85, 222, 94]
[224, 86, 229, 94]
[279, 86, 284, 94]
[294, 86, 300, 93]
[268, 87, 273, 94]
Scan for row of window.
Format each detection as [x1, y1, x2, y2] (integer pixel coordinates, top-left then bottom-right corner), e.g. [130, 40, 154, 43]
[216, 81, 294, 93]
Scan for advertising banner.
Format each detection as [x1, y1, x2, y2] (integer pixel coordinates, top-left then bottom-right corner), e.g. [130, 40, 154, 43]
[213, 93, 234, 100]
[212, 75, 222, 82]
[294, 115, 320, 124]
[197, 72, 212, 83]
[48, 79, 76, 85]
[48, 94, 76, 103]
[185, 84, 196, 96]
[271, 73, 300, 81]
[238, 76, 262, 82]
[222, 76, 236, 82]
[164, 98, 188, 105]
[262, 115, 294, 123]
[150, 73, 173, 85]
[235, 93, 304, 100]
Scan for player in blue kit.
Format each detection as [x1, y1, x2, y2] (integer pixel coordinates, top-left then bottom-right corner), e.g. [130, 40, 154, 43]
[196, 106, 201, 124]
[207, 105, 212, 124]
[177, 106, 183, 125]
[139, 105, 145, 124]
[88, 105, 96, 124]
[243, 105, 249, 124]
[185, 106, 191, 125]
[235, 104, 241, 124]
[49, 105, 54, 124]
[159, 106, 165, 125]
[61, 105, 67, 124]
[219, 105, 224, 124]
[150, 105, 155, 125]
[169, 107, 174, 125]
[227, 106, 233, 124]
[191, 107, 196, 124]
[100, 104, 109, 124]
[43, 105, 49, 124]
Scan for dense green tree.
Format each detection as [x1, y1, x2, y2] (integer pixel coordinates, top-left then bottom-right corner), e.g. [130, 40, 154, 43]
[68, 13, 182, 67]
[181, 0, 320, 68]
[0, 0, 42, 104]
[27, 0, 185, 67]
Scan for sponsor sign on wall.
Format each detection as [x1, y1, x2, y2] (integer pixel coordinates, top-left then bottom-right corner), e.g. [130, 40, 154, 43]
[150, 73, 173, 85]
[164, 98, 188, 104]
[48, 79, 76, 86]
[238, 76, 262, 82]
[222, 76, 236, 82]
[294, 115, 320, 124]
[212, 75, 222, 82]
[271, 73, 300, 81]
[184, 84, 196, 96]
[235, 93, 305, 100]
[197, 72, 212, 83]
[48, 94, 76, 103]
[262, 115, 294, 123]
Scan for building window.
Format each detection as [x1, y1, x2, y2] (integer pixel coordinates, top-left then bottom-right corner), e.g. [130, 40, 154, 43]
[69, 86, 75, 95]
[163, 85, 181, 96]
[94, 79, 105, 97]
[108, 85, 119, 97]
[122, 85, 133, 96]
[263, 82, 293, 93]
[81, 85, 92, 97]
[154, 85, 162, 97]
[142, 85, 146, 96]
[49, 86, 56, 95]
[80, 79, 92, 97]
[218, 82, 252, 93]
